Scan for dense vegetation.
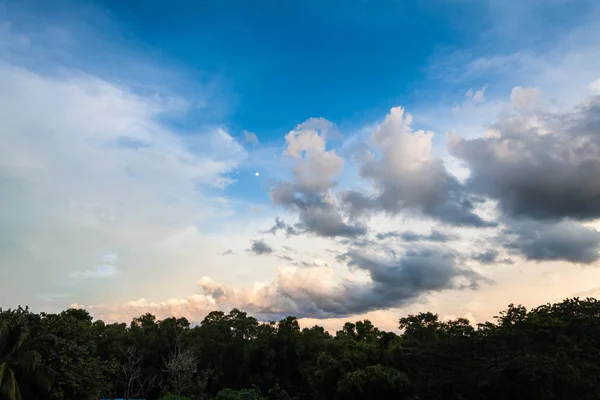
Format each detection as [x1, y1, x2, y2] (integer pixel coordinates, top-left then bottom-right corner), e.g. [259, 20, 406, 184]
[1, 297, 600, 400]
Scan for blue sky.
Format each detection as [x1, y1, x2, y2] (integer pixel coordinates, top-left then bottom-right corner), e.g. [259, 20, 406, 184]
[10, 0, 596, 136]
[2, 0, 600, 329]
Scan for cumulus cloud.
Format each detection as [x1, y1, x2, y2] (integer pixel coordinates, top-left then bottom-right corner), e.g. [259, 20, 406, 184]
[270, 119, 366, 238]
[248, 240, 274, 255]
[450, 93, 600, 221]
[504, 219, 600, 264]
[195, 245, 487, 319]
[85, 245, 486, 322]
[83, 293, 218, 323]
[341, 107, 495, 227]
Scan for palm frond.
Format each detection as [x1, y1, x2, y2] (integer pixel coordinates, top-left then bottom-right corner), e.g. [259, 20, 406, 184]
[11, 368, 24, 400]
[0, 362, 6, 386]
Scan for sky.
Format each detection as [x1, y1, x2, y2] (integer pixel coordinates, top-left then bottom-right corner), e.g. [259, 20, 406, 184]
[1, 0, 600, 331]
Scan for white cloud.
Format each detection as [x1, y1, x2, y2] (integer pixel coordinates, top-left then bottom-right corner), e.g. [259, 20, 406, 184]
[509, 86, 542, 110]
[590, 78, 600, 95]
[284, 118, 344, 193]
[0, 63, 247, 308]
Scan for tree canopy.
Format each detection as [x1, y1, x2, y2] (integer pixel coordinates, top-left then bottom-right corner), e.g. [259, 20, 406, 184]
[1, 297, 599, 399]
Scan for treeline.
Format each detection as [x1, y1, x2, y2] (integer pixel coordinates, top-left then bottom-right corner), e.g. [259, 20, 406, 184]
[1, 298, 600, 400]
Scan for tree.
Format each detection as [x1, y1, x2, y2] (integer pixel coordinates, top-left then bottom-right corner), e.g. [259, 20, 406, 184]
[336, 365, 412, 400]
[0, 324, 52, 400]
[121, 345, 162, 399]
[40, 308, 114, 400]
[3, 297, 600, 400]
[162, 345, 197, 396]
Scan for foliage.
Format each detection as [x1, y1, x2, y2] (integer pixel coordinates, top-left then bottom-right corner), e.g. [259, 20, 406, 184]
[0, 322, 53, 400]
[1, 298, 600, 399]
[160, 393, 192, 400]
[336, 365, 412, 399]
[215, 387, 264, 400]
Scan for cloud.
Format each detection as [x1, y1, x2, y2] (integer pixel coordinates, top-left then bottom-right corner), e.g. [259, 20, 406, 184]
[269, 119, 366, 238]
[263, 218, 300, 236]
[375, 229, 456, 242]
[222, 249, 234, 256]
[591, 79, 600, 96]
[195, 245, 487, 319]
[450, 94, 600, 221]
[84, 245, 486, 322]
[242, 130, 260, 145]
[465, 86, 487, 104]
[248, 239, 274, 255]
[341, 107, 495, 227]
[471, 250, 513, 265]
[68, 264, 119, 279]
[82, 294, 218, 323]
[0, 62, 246, 308]
[504, 219, 600, 264]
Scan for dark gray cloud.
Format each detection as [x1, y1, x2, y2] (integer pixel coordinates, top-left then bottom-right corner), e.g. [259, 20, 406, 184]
[248, 239, 274, 255]
[264, 205, 366, 239]
[271, 183, 367, 239]
[298, 204, 367, 238]
[504, 219, 600, 264]
[340, 238, 377, 248]
[272, 245, 488, 318]
[354, 164, 494, 227]
[450, 95, 600, 221]
[471, 249, 514, 265]
[375, 229, 456, 242]
[264, 218, 300, 236]
[338, 107, 495, 227]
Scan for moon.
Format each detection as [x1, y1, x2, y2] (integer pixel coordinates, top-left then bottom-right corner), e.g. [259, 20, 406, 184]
[255, 172, 260, 177]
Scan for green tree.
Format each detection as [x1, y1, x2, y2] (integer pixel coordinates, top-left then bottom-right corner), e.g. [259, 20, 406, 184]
[336, 365, 412, 400]
[40, 308, 114, 399]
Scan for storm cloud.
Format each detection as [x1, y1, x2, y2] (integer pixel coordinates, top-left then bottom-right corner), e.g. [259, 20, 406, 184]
[450, 92, 600, 221]
[504, 219, 600, 264]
